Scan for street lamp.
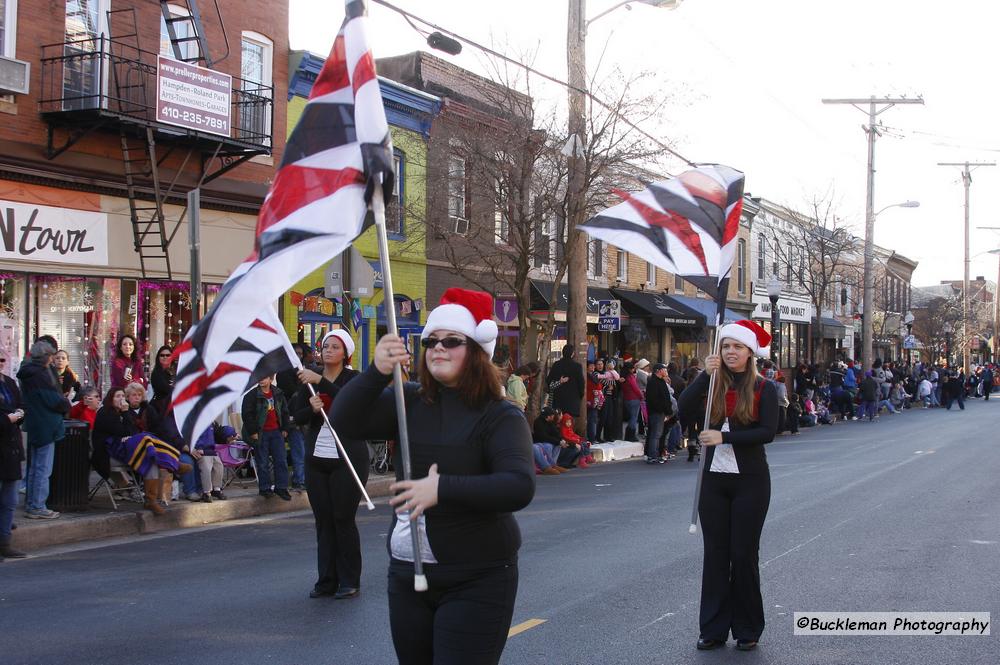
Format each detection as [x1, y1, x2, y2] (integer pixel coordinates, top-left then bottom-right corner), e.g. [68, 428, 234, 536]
[585, 0, 683, 29]
[943, 321, 954, 366]
[904, 310, 915, 366]
[767, 275, 782, 366]
[857, 200, 920, 372]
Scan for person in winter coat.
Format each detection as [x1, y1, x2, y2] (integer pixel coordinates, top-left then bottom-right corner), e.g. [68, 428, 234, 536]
[68, 386, 100, 430]
[506, 365, 533, 412]
[52, 350, 81, 400]
[621, 362, 644, 442]
[17, 339, 70, 519]
[149, 345, 175, 401]
[329, 288, 535, 665]
[644, 363, 673, 464]
[533, 407, 581, 469]
[546, 345, 585, 417]
[292, 329, 368, 600]
[559, 411, 590, 468]
[678, 320, 778, 652]
[860, 370, 880, 420]
[0, 368, 26, 557]
[944, 371, 966, 411]
[241, 375, 292, 500]
[586, 360, 605, 444]
[110, 334, 146, 389]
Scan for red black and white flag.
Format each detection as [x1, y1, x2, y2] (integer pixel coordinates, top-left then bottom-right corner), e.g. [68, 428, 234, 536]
[171, 0, 392, 440]
[579, 164, 744, 324]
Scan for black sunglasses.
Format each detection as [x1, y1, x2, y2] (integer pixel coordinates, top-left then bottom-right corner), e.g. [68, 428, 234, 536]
[158, 353, 172, 358]
[420, 336, 467, 350]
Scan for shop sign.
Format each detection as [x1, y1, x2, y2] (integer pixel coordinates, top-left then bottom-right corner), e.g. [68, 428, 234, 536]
[751, 294, 811, 323]
[494, 297, 518, 324]
[156, 56, 232, 137]
[0, 200, 108, 266]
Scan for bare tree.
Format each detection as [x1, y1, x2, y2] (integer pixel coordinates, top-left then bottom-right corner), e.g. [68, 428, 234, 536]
[767, 196, 860, 363]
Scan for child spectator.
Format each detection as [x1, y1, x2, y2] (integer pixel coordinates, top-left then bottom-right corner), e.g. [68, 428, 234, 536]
[193, 425, 230, 502]
[559, 412, 591, 468]
[68, 386, 101, 429]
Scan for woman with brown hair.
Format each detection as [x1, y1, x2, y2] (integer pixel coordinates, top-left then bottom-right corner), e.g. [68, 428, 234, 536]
[678, 320, 778, 653]
[292, 329, 367, 600]
[330, 288, 535, 665]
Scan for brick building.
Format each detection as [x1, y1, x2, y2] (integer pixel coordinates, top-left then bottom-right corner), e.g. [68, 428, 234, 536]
[0, 0, 286, 390]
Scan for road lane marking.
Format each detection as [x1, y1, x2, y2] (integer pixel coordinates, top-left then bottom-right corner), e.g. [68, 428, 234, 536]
[508, 618, 546, 637]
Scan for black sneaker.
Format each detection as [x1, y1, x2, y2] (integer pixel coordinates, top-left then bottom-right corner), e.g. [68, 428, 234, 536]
[211, 490, 227, 501]
[275, 489, 292, 501]
[200, 493, 213, 503]
[259, 490, 275, 499]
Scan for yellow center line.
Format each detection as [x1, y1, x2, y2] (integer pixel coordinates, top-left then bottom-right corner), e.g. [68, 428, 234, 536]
[508, 618, 547, 637]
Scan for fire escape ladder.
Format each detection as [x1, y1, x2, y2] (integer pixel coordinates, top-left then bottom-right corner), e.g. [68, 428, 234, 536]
[121, 127, 173, 279]
[160, 0, 213, 66]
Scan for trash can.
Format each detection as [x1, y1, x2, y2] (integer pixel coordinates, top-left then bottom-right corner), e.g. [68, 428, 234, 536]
[47, 419, 91, 513]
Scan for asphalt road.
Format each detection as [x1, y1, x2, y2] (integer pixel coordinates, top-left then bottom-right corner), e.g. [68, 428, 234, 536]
[2, 400, 998, 665]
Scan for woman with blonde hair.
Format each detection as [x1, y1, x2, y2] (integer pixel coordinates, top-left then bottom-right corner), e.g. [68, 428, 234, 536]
[678, 320, 778, 652]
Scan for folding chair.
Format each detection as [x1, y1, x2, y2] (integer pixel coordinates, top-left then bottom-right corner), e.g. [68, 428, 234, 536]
[88, 459, 144, 511]
[218, 440, 257, 489]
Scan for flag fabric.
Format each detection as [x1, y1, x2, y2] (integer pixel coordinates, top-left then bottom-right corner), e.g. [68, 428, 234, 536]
[171, 307, 299, 443]
[580, 165, 744, 324]
[171, 0, 393, 440]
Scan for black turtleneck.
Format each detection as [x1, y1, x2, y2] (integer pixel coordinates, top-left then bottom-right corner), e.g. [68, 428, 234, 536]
[330, 364, 535, 566]
[677, 369, 778, 474]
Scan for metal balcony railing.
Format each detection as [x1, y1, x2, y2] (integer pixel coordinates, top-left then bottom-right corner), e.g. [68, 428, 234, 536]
[39, 36, 273, 152]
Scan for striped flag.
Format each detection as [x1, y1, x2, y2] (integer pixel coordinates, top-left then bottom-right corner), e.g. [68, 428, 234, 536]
[580, 164, 744, 322]
[171, 0, 392, 439]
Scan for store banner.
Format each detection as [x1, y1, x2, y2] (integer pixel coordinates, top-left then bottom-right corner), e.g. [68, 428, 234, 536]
[0, 199, 108, 266]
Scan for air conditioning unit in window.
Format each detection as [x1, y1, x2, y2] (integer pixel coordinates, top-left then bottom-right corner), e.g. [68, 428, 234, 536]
[0, 56, 30, 95]
[452, 217, 469, 235]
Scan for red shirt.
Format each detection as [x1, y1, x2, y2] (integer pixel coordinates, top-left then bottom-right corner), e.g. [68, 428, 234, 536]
[68, 402, 97, 429]
[261, 389, 279, 431]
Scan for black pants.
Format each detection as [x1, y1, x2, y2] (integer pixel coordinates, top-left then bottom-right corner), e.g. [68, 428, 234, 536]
[698, 471, 771, 642]
[388, 559, 519, 665]
[554, 445, 581, 468]
[305, 455, 369, 593]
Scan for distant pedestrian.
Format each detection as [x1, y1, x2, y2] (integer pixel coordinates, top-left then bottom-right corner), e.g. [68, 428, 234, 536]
[0, 368, 26, 558]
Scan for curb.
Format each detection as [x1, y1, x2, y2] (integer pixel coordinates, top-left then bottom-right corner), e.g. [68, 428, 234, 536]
[13, 475, 396, 552]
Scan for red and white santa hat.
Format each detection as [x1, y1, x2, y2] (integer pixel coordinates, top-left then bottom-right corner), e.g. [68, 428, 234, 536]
[718, 319, 771, 358]
[421, 288, 499, 358]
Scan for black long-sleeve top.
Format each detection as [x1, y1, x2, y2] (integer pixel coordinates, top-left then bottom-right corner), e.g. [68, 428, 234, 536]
[330, 364, 535, 566]
[645, 374, 673, 414]
[678, 370, 778, 475]
[91, 406, 138, 478]
[532, 415, 562, 445]
[290, 368, 368, 470]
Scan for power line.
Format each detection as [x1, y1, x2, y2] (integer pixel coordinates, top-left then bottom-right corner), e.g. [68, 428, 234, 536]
[370, 0, 695, 166]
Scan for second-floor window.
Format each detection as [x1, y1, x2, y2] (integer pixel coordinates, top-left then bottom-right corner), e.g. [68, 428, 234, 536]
[646, 261, 656, 286]
[159, 4, 197, 62]
[386, 151, 404, 236]
[447, 156, 468, 235]
[616, 250, 627, 281]
[675, 273, 683, 291]
[588, 238, 604, 278]
[493, 177, 508, 245]
[1, 0, 17, 58]
[240, 32, 273, 145]
[737, 238, 747, 294]
[757, 235, 766, 281]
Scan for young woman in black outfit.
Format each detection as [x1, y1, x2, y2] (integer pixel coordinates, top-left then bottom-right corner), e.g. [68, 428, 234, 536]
[330, 288, 535, 665]
[678, 320, 778, 653]
[292, 329, 368, 600]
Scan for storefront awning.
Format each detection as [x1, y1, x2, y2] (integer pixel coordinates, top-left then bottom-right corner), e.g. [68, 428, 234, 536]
[529, 279, 619, 324]
[668, 294, 743, 326]
[813, 316, 849, 339]
[610, 288, 703, 328]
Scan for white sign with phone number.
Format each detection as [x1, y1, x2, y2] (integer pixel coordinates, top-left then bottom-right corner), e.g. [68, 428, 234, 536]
[156, 56, 232, 137]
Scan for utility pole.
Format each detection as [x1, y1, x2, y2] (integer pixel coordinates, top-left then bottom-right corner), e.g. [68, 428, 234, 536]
[940, 162, 994, 375]
[566, 0, 589, 424]
[821, 95, 923, 371]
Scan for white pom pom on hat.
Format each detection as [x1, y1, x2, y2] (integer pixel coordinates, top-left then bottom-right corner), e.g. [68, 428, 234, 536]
[718, 319, 771, 358]
[421, 288, 498, 358]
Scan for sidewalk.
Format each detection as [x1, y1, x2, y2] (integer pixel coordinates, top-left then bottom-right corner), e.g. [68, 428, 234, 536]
[11, 472, 396, 553]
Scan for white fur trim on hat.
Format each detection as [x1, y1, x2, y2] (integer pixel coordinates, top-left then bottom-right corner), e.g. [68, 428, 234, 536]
[321, 329, 355, 360]
[422, 303, 498, 358]
[718, 320, 771, 358]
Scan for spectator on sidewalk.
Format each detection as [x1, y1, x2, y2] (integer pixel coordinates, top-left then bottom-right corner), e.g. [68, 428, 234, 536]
[52, 350, 81, 401]
[547, 345, 585, 419]
[68, 386, 101, 429]
[193, 425, 228, 502]
[586, 361, 604, 445]
[144, 392, 202, 502]
[241, 375, 292, 500]
[559, 411, 590, 468]
[621, 362, 644, 442]
[277, 343, 310, 492]
[150, 345, 175, 401]
[644, 363, 673, 464]
[917, 375, 933, 407]
[786, 393, 801, 435]
[945, 371, 966, 411]
[533, 407, 579, 469]
[0, 367, 26, 558]
[17, 339, 69, 520]
[506, 365, 534, 413]
[110, 334, 146, 389]
[860, 371, 880, 421]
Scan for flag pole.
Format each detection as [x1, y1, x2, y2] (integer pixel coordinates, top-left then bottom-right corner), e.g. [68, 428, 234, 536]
[689, 324, 720, 535]
[371, 183, 428, 593]
[300, 372, 376, 511]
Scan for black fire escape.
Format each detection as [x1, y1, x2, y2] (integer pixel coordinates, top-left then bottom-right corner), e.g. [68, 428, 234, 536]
[38, 0, 272, 278]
